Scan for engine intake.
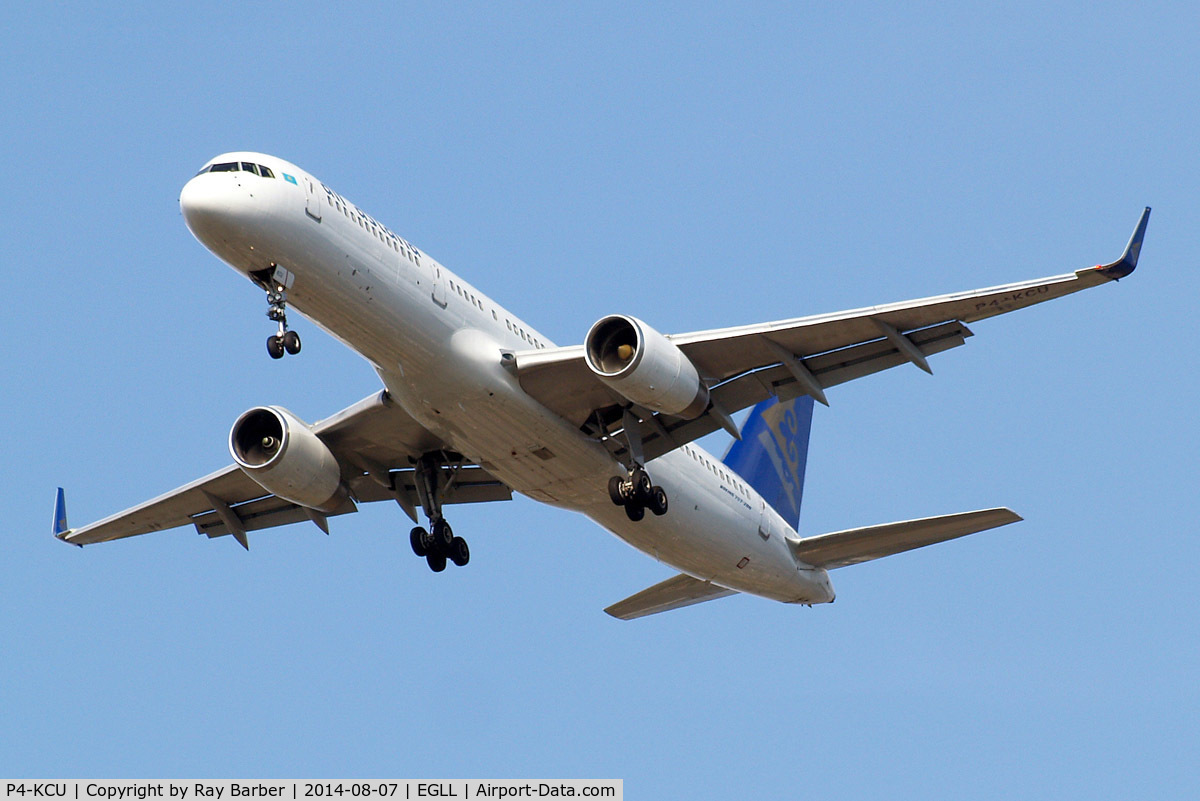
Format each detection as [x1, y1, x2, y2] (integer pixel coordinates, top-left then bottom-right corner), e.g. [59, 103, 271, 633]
[584, 315, 709, 418]
[229, 406, 347, 512]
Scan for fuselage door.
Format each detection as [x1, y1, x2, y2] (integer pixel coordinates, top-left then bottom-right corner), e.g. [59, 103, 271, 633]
[431, 263, 447, 307]
[757, 497, 774, 541]
[304, 177, 322, 221]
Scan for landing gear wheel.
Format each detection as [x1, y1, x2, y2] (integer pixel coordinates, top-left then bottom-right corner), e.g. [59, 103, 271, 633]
[632, 468, 653, 501]
[431, 519, 454, 551]
[449, 536, 470, 567]
[608, 476, 628, 506]
[426, 551, 447, 572]
[624, 502, 646, 522]
[650, 486, 669, 516]
[283, 330, 302, 355]
[410, 527, 429, 557]
[267, 334, 285, 359]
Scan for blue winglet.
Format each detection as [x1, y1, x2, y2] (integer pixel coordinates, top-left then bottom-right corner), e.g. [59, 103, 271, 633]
[1097, 207, 1151, 280]
[53, 487, 70, 538]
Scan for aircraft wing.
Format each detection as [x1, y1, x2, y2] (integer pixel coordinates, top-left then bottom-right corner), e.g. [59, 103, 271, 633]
[516, 209, 1149, 462]
[57, 391, 511, 549]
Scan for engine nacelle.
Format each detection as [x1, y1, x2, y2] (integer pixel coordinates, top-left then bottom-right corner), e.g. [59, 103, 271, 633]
[229, 406, 347, 512]
[584, 315, 709, 418]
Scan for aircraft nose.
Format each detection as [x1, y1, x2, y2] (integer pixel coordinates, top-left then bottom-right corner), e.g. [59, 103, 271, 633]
[179, 174, 231, 240]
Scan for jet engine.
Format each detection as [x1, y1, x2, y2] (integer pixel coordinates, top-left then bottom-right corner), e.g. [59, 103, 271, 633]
[584, 315, 709, 418]
[229, 406, 347, 512]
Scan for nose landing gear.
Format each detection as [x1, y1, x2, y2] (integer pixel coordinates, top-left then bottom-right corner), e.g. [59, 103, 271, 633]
[265, 286, 301, 359]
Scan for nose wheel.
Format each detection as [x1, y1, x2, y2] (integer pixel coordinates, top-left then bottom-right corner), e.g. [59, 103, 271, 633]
[265, 287, 301, 359]
[608, 467, 668, 521]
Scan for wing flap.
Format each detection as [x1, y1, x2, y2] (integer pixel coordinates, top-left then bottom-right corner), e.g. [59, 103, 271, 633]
[604, 573, 737, 620]
[789, 508, 1022, 569]
[347, 467, 512, 505]
[192, 494, 359, 538]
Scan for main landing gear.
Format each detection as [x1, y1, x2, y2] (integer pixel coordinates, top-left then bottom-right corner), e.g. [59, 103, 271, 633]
[608, 467, 668, 522]
[406, 454, 470, 572]
[602, 408, 668, 522]
[409, 520, 470, 572]
[265, 285, 301, 360]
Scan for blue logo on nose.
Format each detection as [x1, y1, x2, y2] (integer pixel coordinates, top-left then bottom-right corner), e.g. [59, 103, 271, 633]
[283, 173, 298, 185]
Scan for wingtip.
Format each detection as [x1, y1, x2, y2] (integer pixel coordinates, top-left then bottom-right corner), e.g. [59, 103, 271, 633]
[1097, 206, 1150, 280]
[52, 487, 71, 539]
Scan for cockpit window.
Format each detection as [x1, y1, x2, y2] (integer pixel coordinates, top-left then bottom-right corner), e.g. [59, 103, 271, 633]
[194, 161, 276, 177]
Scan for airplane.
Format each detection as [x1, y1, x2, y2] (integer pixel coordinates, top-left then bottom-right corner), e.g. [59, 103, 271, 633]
[52, 151, 1150, 619]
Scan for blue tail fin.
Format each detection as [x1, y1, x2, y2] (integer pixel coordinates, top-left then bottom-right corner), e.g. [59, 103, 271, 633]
[723, 395, 815, 531]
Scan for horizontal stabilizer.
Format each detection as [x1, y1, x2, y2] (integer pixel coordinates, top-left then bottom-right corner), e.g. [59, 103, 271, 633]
[605, 573, 737, 620]
[789, 508, 1022, 569]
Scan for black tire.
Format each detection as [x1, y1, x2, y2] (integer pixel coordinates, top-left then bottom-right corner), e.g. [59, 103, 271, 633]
[650, 486, 669, 516]
[283, 330, 302, 355]
[624, 502, 645, 522]
[449, 536, 470, 567]
[608, 476, 627, 506]
[633, 469, 653, 501]
[266, 335, 285, 359]
[426, 551, 447, 572]
[409, 527, 428, 557]
[432, 519, 454, 551]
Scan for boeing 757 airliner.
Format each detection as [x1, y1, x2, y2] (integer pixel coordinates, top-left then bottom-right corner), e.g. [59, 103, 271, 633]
[52, 152, 1150, 618]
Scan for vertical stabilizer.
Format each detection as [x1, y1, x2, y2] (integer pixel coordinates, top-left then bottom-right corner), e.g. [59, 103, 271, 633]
[723, 395, 815, 530]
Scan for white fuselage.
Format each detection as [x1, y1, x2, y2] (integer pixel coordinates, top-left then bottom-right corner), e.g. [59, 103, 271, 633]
[179, 152, 834, 605]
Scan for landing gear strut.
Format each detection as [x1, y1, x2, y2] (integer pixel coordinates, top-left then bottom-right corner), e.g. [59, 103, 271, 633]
[609, 466, 668, 522]
[407, 454, 470, 572]
[265, 285, 301, 359]
[603, 408, 668, 522]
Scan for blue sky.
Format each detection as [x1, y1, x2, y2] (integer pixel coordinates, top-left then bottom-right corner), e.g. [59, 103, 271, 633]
[3, 2, 1198, 796]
